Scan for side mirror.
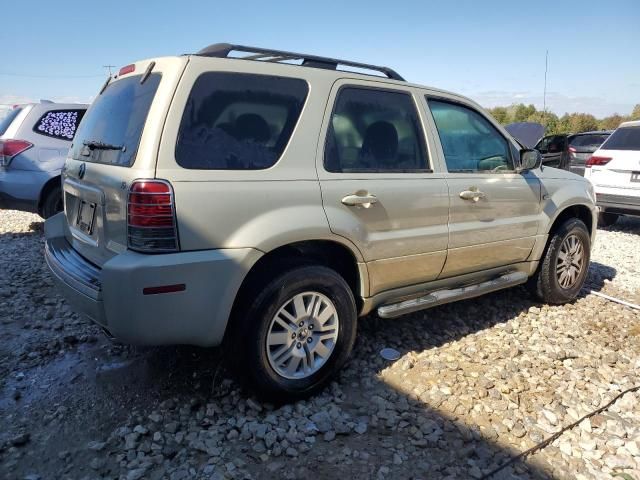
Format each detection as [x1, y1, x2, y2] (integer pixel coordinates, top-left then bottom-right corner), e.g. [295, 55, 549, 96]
[518, 149, 542, 172]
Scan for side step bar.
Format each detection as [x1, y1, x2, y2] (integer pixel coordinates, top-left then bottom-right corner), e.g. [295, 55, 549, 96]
[377, 271, 528, 319]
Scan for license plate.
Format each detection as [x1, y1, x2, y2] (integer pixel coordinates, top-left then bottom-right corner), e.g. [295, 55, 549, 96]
[76, 200, 96, 235]
[631, 172, 640, 183]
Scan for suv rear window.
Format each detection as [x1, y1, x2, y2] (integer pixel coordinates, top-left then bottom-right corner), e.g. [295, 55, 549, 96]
[33, 109, 86, 141]
[569, 133, 609, 149]
[175, 73, 308, 170]
[600, 127, 640, 151]
[70, 74, 161, 166]
[0, 107, 23, 136]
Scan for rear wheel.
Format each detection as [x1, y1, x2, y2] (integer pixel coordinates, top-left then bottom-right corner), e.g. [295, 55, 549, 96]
[230, 265, 357, 401]
[597, 212, 619, 228]
[527, 218, 591, 304]
[40, 185, 63, 219]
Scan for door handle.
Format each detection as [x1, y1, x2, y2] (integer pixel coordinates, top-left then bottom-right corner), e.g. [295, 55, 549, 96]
[459, 189, 486, 201]
[341, 193, 378, 208]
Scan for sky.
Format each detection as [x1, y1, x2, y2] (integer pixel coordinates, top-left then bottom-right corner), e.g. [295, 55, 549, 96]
[1, 0, 638, 118]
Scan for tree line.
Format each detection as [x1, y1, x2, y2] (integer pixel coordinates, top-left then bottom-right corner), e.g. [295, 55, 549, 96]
[486, 103, 640, 135]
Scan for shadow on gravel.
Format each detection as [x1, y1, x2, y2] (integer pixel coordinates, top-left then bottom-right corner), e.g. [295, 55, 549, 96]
[585, 261, 617, 292]
[599, 215, 640, 234]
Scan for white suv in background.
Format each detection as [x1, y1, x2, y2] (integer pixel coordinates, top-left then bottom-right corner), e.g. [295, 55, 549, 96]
[0, 101, 88, 218]
[585, 120, 640, 226]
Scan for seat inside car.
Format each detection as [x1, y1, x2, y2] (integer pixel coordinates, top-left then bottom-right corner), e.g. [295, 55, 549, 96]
[358, 121, 398, 169]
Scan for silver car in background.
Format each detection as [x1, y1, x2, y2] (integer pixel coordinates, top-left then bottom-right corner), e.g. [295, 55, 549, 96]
[0, 101, 88, 218]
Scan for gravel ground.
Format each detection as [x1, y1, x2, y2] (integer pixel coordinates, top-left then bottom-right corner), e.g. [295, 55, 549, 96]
[1, 210, 639, 480]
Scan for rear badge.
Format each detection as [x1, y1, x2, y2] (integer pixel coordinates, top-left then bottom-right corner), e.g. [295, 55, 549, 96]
[78, 163, 86, 179]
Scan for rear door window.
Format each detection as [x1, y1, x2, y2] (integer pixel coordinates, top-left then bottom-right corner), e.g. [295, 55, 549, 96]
[175, 73, 308, 170]
[0, 107, 23, 136]
[324, 87, 428, 173]
[600, 127, 640, 150]
[33, 109, 86, 141]
[70, 73, 162, 166]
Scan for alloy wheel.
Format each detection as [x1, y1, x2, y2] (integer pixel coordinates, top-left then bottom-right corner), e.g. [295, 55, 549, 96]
[266, 291, 339, 380]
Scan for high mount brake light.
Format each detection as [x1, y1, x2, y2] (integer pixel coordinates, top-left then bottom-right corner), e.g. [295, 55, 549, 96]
[127, 180, 179, 252]
[585, 156, 612, 167]
[118, 64, 135, 76]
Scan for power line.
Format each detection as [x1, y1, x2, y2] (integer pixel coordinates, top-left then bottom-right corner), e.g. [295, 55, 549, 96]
[103, 65, 116, 76]
[0, 72, 105, 79]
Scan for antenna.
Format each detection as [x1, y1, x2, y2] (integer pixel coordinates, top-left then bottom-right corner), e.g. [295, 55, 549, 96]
[103, 65, 116, 76]
[542, 50, 548, 128]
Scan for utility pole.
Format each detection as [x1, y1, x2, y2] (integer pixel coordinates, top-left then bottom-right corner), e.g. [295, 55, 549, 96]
[103, 65, 116, 77]
[542, 50, 548, 129]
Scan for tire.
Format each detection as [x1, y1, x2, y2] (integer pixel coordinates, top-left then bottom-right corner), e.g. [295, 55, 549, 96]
[527, 218, 591, 304]
[40, 184, 63, 219]
[597, 212, 619, 228]
[229, 265, 357, 402]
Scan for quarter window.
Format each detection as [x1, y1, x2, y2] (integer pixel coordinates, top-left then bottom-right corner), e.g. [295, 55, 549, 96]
[175, 73, 308, 170]
[33, 109, 86, 141]
[428, 99, 513, 172]
[324, 87, 428, 173]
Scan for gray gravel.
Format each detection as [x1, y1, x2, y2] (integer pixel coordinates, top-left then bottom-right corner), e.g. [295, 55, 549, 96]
[1, 210, 639, 480]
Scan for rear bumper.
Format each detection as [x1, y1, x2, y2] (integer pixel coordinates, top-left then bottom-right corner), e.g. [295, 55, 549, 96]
[597, 193, 640, 215]
[44, 213, 262, 346]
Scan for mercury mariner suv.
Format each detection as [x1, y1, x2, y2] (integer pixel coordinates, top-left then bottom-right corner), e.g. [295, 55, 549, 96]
[45, 43, 597, 400]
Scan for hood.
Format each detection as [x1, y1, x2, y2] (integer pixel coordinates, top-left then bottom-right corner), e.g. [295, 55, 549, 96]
[505, 122, 545, 149]
[537, 165, 587, 181]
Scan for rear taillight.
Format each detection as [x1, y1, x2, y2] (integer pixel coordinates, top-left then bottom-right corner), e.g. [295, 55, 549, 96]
[0, 139, 32, 167]
[585, 156, 612, 168]
[127, 180, 179, 252]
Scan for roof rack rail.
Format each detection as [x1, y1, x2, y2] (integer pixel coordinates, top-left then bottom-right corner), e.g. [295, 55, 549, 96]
[195, 43, 405, 81]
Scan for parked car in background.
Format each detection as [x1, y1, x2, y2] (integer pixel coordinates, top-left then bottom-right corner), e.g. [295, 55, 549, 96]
[584, 121, 640, 226]
[0, 101, 88, 218]
[534, 131, 612, 174]
[567, 131, 613, 176]
[45, 43, 596, 400]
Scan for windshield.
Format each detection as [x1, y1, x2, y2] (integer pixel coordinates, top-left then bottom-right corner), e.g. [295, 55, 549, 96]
[600, 127, 640, 151]
[70, 74, 161, 166]
[0, 107, 24, 136]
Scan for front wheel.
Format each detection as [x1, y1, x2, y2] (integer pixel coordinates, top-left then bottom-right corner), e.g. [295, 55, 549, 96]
[527, 218, 591, 304]
[231, 265, 357, 401]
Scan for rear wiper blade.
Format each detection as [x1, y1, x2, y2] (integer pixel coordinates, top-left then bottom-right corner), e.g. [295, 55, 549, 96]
[83, 140, 125, 151]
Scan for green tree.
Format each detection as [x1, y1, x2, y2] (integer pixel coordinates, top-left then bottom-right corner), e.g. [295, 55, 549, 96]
[566, 113, 599, 133]
[488, 106, 509, 124]
[630, 104, 640, 120]
[599, 114, 625, 130]
[513, 103, 537, 122]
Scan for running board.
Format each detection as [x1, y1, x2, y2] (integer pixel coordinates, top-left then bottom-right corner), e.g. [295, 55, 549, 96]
[377, 271, 528, 319]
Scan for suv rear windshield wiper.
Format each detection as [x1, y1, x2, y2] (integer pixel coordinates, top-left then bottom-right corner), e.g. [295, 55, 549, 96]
[83, 140, 125, 151]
